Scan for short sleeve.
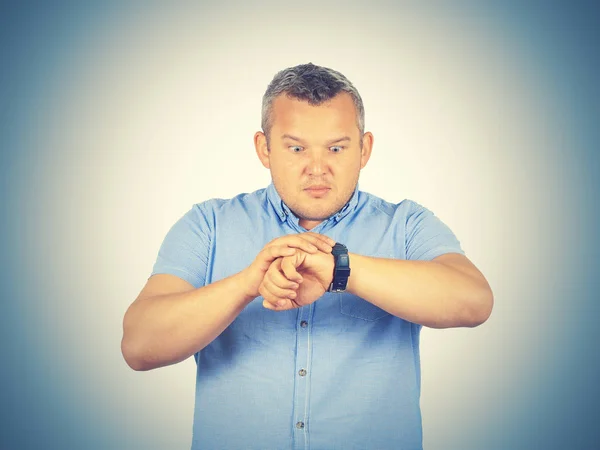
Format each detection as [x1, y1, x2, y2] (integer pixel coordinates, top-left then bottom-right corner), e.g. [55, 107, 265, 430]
[150, 203, 212, 288]
[405, 200, 464, 261]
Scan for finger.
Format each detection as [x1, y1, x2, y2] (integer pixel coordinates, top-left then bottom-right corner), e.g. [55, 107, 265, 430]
[302, 232, 336, 249]
[269, 234, 332, 254]
[258, 245, 296, 270]
[267, 262, 300, 289]
[282, 236, 320, 253]
[259, 279, 295, 309]
[258, 283, 284, 309]
[281, 256, 303, 283]
[262, 297, 296, 311]
[294, 233, 333, 253]
[263, 272, 298, 301]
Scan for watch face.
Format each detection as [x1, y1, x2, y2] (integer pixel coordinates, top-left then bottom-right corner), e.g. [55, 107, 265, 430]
[339, 255, 349, 265]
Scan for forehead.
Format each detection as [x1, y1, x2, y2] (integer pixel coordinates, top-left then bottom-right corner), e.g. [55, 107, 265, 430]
[270, 92, 359, 138]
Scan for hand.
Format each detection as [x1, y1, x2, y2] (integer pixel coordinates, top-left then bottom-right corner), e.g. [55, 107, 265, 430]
[241, 233, 335, 300]
[259, 249, 335, 311]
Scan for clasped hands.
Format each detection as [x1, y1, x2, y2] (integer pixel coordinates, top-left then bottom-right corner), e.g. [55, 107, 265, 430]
[244, 232, 336, 311]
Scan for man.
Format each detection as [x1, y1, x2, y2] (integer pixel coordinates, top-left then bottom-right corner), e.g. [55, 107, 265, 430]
[121, 63, 493, 449]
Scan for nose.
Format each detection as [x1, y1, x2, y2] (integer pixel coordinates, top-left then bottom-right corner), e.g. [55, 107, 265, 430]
[306, 150, 327, 176]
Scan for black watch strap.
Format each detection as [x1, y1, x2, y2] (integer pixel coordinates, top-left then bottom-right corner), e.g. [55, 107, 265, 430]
[329, 243, 351, 292]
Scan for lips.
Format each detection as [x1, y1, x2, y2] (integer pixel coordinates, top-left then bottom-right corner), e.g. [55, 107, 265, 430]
[304, 185, 331, 197]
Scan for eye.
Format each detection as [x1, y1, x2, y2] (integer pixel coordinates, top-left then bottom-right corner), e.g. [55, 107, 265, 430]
[289, 146, 303, 153]
[330, 146, 344, 153]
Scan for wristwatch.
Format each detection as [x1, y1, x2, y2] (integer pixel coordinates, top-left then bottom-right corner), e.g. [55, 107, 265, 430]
[329, 243, 351, 292]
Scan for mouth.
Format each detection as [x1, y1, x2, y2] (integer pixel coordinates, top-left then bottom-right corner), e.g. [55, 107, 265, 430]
[304, 185, 331, 197]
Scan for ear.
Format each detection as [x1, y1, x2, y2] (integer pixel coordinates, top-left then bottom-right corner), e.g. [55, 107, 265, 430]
[254, 131, 270, 169]
[359, 132, 374, 169]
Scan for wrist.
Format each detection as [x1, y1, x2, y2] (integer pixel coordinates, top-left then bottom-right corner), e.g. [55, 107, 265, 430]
[236, 268, 260, 303]
[345, 253, 359, 294]
[328, 243, 351, 292]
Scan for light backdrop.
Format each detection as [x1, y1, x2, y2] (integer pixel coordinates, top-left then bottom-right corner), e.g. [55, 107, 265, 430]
[1, 2, 598, 449]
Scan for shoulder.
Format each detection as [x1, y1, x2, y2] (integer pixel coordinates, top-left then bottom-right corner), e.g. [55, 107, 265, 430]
[191, 187, 269, 218]
[357, 190, 424, 222]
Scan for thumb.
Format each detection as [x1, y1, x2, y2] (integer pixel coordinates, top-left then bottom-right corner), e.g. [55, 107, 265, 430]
[280, 253, 304, 283]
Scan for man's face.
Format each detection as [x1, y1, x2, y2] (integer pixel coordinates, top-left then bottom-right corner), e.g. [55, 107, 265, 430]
[255, 92, 373, 230]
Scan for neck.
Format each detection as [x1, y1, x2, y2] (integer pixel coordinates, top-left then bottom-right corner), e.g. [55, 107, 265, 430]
[299, 218, 323, 230]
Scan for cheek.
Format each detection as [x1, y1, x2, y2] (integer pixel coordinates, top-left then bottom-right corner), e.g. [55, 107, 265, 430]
[334, 158, 361, 176]
[279, 159, 303, 175]
[271, 159, 301, 182]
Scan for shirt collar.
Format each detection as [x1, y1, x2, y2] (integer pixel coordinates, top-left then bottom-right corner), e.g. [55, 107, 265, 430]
[266, 182, 360, 224]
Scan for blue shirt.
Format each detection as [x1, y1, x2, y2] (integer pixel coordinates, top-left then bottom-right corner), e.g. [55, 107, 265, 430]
[151, 183, 464, 450]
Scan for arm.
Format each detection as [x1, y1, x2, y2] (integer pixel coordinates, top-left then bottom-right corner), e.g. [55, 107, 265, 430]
[347, 252, 493, 328]
[260, 251, 493, 328]
[121, 233, 335, 371]
[121, 271, 254, 371]
[261, 203, 492, 327]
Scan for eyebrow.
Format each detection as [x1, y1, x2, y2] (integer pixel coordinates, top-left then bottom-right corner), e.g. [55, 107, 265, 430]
[281, 134, 352, 145]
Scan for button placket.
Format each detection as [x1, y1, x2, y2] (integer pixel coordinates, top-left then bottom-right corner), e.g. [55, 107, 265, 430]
[292, 306, 312, 449]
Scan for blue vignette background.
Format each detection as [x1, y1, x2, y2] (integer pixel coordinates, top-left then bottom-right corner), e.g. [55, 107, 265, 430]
[1, 1, 599, 449]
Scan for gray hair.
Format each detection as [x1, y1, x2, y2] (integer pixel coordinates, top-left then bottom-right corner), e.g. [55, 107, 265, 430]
[261, 63, 365, 143]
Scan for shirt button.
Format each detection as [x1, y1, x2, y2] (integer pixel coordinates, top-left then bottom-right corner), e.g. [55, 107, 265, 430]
[298, 369, 307, 376]
[296, 421, 304, 429]
[300, 321, 308, 328]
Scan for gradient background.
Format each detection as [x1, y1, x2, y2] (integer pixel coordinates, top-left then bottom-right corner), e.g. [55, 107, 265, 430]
[1, 2, 598, 449]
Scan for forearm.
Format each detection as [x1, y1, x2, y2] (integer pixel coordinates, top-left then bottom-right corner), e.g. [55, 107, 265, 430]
[122, 271, 253, 371]
[347, 253, 493, 328]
